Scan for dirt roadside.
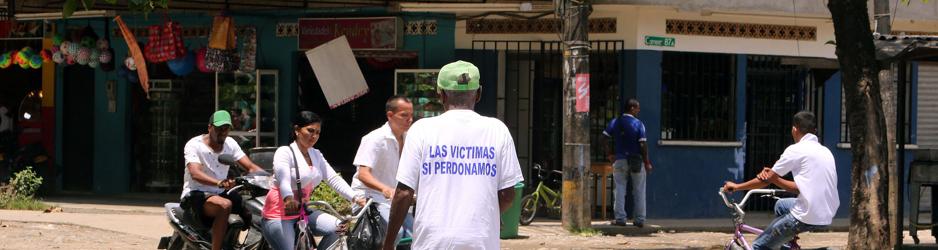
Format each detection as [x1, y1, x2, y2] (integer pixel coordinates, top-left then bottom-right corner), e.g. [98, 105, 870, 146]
[0, 220, 152, 249]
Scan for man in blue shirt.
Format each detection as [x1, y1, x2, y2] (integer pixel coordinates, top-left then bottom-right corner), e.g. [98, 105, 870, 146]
[602, 98, 652, 227]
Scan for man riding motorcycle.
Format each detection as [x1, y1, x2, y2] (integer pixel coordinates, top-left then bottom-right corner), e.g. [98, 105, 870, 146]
[180, 110, 265, 250]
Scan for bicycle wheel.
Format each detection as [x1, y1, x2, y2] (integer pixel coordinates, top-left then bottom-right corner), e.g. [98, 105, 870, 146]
[520, 194, 539, 226]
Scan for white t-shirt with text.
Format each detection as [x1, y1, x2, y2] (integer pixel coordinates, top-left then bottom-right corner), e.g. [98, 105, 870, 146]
[771, 133, 839, 225]
[397, 110, 524, 250]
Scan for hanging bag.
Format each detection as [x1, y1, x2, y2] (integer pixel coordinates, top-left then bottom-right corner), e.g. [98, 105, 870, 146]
[348, 203, 388, 249]
[208, 14, 236, 50]
[144, 13, 185, 62]
[205, 13, 239, 72]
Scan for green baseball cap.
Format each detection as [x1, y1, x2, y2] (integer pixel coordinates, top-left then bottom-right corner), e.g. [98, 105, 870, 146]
[210, 110, 232, 127]
[437, 60, 480, 91]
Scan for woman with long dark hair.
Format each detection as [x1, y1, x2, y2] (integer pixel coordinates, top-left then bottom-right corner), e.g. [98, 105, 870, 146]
[260, 111, 364, 250]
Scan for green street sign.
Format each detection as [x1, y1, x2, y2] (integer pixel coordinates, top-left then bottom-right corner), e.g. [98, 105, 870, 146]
[645, 36, 675, 47]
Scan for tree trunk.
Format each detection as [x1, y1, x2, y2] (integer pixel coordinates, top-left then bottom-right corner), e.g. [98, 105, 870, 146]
[878, 64, 899, 247]
[827, 0, 891, 249]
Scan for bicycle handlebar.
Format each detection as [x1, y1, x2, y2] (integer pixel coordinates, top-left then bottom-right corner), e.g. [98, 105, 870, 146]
[532, 164, 563, 176]
[718, 188, 785, 217]
[309, 198, 375, 222]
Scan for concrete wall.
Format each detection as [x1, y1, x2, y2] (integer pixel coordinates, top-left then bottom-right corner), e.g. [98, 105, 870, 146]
[597, 0, 938, 24]
[454, 5, 839, 58]
[454, 4, 938, 58]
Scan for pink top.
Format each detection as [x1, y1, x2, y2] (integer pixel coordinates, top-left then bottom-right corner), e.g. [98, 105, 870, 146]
[262, 185, 313, 220]
[261, 144, 361, 220]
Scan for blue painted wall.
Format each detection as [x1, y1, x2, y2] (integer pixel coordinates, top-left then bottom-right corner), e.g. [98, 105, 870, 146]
[628, 50, 747, 218]
[625, 50, 920, 218]
[821, 72, 853, 217]
[53, 10, 456, 194]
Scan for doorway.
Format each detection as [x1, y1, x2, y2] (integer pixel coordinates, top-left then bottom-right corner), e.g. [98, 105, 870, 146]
[61, 65, 95, 191]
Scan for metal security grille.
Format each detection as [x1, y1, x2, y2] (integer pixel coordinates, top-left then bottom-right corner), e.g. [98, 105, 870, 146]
[745, 55, 804, 211]
[468, 40, 623, 218]
[468, 40, 623, 174]
[839, 63, 912, 143]
[918, 63, 938, 149]
[661, 51, 736, 141]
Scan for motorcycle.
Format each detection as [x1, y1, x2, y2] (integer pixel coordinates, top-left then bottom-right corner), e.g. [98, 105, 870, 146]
[158, 153, 272, 250]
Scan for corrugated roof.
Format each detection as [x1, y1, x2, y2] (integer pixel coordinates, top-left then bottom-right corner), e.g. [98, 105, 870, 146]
[874, 33, 938, 61]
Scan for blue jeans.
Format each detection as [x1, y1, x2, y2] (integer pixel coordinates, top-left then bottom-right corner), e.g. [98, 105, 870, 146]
[262, 209, 340, 250]
[352, 201, 414, 245]
[752, 198, 828, 250]
[612, 156, 645, 224]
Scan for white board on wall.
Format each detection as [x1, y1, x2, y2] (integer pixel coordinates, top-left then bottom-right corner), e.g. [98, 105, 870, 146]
[304, 36, 369, 109]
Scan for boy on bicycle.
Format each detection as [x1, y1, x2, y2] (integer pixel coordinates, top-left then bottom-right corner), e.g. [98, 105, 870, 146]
[723, 111, 839, 250]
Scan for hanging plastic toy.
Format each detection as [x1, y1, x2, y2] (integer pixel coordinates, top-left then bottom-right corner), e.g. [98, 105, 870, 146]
[0, 53, 11, 69]
[40, 50, 52, 63]
[66, 42, 80, 56]
[52, 51, 65, 64]
[98, 50, 113, 64]
[97, 39, 110, 50]
[76, 47, 91, 65]
[81, 36, 96, 48]
[89, 49, 101, 64]
[60, 41, 71, 56]
[52, 34, 64, 46]
[124, 57, 137, 71]
[29, 55, 42, 69]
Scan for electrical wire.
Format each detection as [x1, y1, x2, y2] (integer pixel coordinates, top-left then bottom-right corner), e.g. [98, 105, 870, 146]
[792, 0, 801, 57]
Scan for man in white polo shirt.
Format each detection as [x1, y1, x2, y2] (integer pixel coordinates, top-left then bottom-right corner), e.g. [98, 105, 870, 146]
[351, 95, 415, 244]
[382, 60, 524, 250]
[723, 111, 839, 250]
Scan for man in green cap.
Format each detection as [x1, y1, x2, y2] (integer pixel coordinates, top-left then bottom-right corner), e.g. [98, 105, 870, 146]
[383, 61, 524, 249]
[180, 110, 265, 250]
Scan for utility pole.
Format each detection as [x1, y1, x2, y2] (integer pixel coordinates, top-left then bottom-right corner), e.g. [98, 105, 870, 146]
[558, 0, 592, 230]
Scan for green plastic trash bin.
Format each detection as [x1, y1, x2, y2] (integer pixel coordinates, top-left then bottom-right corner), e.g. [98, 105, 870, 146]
[500, 182, 524, 239]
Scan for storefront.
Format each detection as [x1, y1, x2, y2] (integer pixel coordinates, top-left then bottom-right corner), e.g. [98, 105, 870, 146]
[0, 18, 53, 192]
[32, 9, 455, 194]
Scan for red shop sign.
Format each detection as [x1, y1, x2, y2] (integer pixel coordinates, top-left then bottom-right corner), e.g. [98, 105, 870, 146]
[298, 17, 401, 50]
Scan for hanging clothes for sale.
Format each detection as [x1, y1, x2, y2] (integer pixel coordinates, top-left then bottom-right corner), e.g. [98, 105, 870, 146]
[239, 26, 256, 72]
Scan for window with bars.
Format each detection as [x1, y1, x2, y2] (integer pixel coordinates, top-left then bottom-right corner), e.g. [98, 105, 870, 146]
[661, 51, 737, 141]
[839, 65, 912, 144]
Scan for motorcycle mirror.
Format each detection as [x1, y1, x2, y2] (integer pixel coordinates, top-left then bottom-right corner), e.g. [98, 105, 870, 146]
[218, 154, 238, 166]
